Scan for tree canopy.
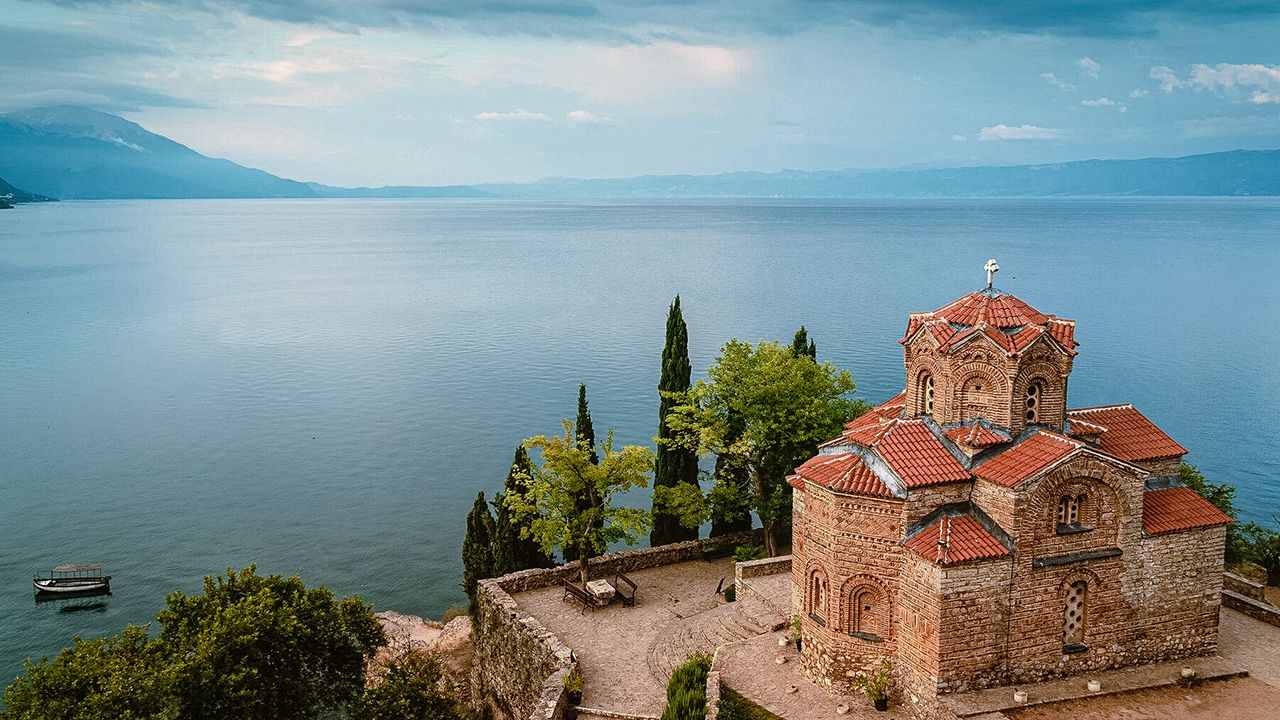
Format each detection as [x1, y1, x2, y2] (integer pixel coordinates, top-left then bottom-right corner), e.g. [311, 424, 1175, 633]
[462, 491, 497, 613]
[664, 339, 865, 555]
[2, 567, 386, 720]
[652, 295, 700, 546]
[506, 420, 653, 587]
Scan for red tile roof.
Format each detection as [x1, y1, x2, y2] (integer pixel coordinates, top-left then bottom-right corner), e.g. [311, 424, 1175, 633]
[900, 291, 1077, 357]
[791, 453, 895, 498]
[903, 514, 1010, 565]
[1143, 487, 1232, 535]
[1067, 405, 1187, 462]
[944, 423, 1011, 448]
[1066, 416, 1108, 436]
[973, 431, 1082, 487]
[875, 420, 972, 488]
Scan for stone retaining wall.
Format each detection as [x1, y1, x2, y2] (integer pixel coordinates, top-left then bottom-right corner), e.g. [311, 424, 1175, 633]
[471, 531, 762, 720]
[1224, 571, 1267, 602]
[1223, 589, 1280, 628]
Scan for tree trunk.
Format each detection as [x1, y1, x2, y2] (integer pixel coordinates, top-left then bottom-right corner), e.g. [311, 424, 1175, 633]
[578, 541, 591, 588]
[752, 466, 779, 557]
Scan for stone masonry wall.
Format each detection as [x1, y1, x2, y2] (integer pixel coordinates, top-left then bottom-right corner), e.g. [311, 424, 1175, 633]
[471, 532, 761, 720]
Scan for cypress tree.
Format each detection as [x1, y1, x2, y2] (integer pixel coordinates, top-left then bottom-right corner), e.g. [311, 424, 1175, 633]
[563, 384, 600, 562]
[652, 295, 700, 546]
[492, 445, 554, 573]
[791, 325, 816, 360]
[462, 491, 496, 614]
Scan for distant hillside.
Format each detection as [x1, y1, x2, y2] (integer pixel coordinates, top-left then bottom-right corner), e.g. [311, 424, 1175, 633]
[0, 175, 54, 205]
[480, 149, 1280, 198]
[0, 107, 319, 200]
[1, 107, 1277, 199]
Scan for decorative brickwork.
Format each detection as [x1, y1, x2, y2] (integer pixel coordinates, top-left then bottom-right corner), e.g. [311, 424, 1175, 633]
[788, 280, 1231, 718]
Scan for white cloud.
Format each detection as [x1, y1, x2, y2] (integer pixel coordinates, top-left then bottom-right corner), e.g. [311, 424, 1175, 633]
[566, 110, 612, 125]
[1081, 97, 1125, 111]
[1042, 72, 1076, 92]
[951, 134, 967, 142]
[474, 109, 551, 122]
[1151, 63, 1280, 102]
[979, 124, 1061, 141]
[1078, 56, 1101, 78]
[1129, 88, 1148, 99]
[1151, 65, 1183, 92]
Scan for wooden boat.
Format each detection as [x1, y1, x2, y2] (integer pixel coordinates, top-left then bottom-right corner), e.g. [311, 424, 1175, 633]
[34, 563, 111, 597]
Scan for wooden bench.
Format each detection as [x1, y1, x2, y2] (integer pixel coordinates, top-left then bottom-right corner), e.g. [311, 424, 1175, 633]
[614, 573, 638, 607]
[561, 578, 601, 614]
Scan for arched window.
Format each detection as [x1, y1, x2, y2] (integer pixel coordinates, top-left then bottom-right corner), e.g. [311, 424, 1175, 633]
[1057, 495, 1079, 526]
[960, 376, 991, 418]
[849, 587, 885, 639]
[923, 374, 935, 415]
[809, 571, 827, 624]
[1063, 580, 1088, 647]
[1025, 380, 1044, 423]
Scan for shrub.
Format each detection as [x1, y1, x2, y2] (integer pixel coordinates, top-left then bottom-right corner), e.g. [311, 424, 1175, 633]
[733, 545, 765, 563]
[723, 584, 736, 602]
[717, 687, 784, 720]
[1241, 521, 1280, 586]
[852, 659, 893, 702]
[440, 605, 469, 624]
[353, 652, 463, 720]
[563, 668, 584, 695]
[660, 654, 711, 720]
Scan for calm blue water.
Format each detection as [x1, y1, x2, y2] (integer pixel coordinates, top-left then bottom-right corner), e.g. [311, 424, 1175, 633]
[2, 198, 1278, 681]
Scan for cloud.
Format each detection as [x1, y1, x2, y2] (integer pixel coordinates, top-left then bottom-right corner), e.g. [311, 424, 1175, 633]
[1080, 97, 1125, 111]
[979, 124, 1061, 141]
[1151, 63, 1280, 103]
[1129, 88, 1148, 98]
[1042, 72, 1076, 92]
[566, 110, 611, 124]
[37, 0, 1280, 40]
[951, 134, 967, 141]
[474, 109, 552, 122]
[1078, 56, 1101, 78]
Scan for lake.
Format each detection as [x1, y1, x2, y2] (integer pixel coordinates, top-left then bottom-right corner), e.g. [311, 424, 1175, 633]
[2, 198, 1278, 680]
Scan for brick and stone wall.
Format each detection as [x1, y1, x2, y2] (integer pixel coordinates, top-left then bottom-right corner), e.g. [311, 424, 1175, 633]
[471, 532, 761, 720]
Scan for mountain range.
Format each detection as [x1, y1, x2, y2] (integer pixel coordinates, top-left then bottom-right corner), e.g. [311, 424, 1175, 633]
[1, 106, 1278, 200]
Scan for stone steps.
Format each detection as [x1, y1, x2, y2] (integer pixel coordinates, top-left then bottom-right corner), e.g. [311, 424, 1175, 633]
[645, 597, 785, 685]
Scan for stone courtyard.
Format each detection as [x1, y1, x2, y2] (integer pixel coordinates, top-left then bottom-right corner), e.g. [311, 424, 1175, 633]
[508, 559, 1280, 720]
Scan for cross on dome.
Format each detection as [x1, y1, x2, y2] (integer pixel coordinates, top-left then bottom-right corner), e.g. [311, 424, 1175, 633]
[985, 259, 999, 289]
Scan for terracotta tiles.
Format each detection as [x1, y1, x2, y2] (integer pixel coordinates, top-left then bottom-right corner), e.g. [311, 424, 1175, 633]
[973, 431, 1081, 487]
[875, 420, 971, 488]
[1067, 404, 1188, 461]
[791, 452, 894, 498]
[933, 291, 1050, 328]
[902, 291, 1077, 357]
[1048, 319, 1078, 355]
[1066, 416, 1108, 436]
[903, 514, 1010, 565]
[1143, 487, 1232, 535]
[944, 423, 1010, 448]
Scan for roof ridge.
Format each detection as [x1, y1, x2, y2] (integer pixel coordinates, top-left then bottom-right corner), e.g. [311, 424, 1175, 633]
[1068, 403, 1135, 414]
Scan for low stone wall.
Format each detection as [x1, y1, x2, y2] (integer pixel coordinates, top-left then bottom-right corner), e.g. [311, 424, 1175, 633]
[1224, 571, 1267, 602]
[471, 531, 762, 720]
[705, 670, 722, 720]
[1223, 589, 1280, 628]
[735, 555, 793, 581]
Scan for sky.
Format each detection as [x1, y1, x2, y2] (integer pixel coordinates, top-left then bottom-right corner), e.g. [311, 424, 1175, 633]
[3, 1, 1280, 186]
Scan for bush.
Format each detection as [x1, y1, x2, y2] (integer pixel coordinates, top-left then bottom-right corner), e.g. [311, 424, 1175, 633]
[440, 605, 469, 624]
[723, 584, 736, 602]
[1241, 521, 1280, 586]
[353, 652, 463, 720]
[660, 654, 711, 720]
[733, 545, 765, 563]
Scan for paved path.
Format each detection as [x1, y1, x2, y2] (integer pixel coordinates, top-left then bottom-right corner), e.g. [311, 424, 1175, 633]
[1218, 605, 1280, 689]
[646, 595, 784, 684]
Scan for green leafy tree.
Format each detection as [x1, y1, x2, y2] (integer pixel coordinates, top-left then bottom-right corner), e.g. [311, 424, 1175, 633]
[462, 492, 497, 612]
[652, 295, 701, 546]
[506, 421, 653, 587]
[3, 568, 385, 720]
[790, 325, 816, 360]
[158, 567, 385, 720]
[491, 446, 555, 575]
[709, 411, 752, 537]
[1, 626, 174, 720]
[665, 340, 864, 556]
[1179, 463, 1249, 563]
[1241, 521, 1280, 585]
[352, 652, 463, 720]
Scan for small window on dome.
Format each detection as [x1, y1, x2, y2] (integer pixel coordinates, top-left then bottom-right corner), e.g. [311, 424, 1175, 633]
[924, 374, 934, 415]
[1057, 495, 1079, 525]
[1025, 381, 1044, 423]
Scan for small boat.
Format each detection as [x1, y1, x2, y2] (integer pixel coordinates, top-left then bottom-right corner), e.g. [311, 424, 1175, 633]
[34, 563, 111, 598]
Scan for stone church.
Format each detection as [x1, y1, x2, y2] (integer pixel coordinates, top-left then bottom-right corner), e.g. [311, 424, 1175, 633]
[787, 263, 1232, 712]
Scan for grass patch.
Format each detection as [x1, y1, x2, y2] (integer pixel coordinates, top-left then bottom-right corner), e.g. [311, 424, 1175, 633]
[716, 687, 784, 720]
